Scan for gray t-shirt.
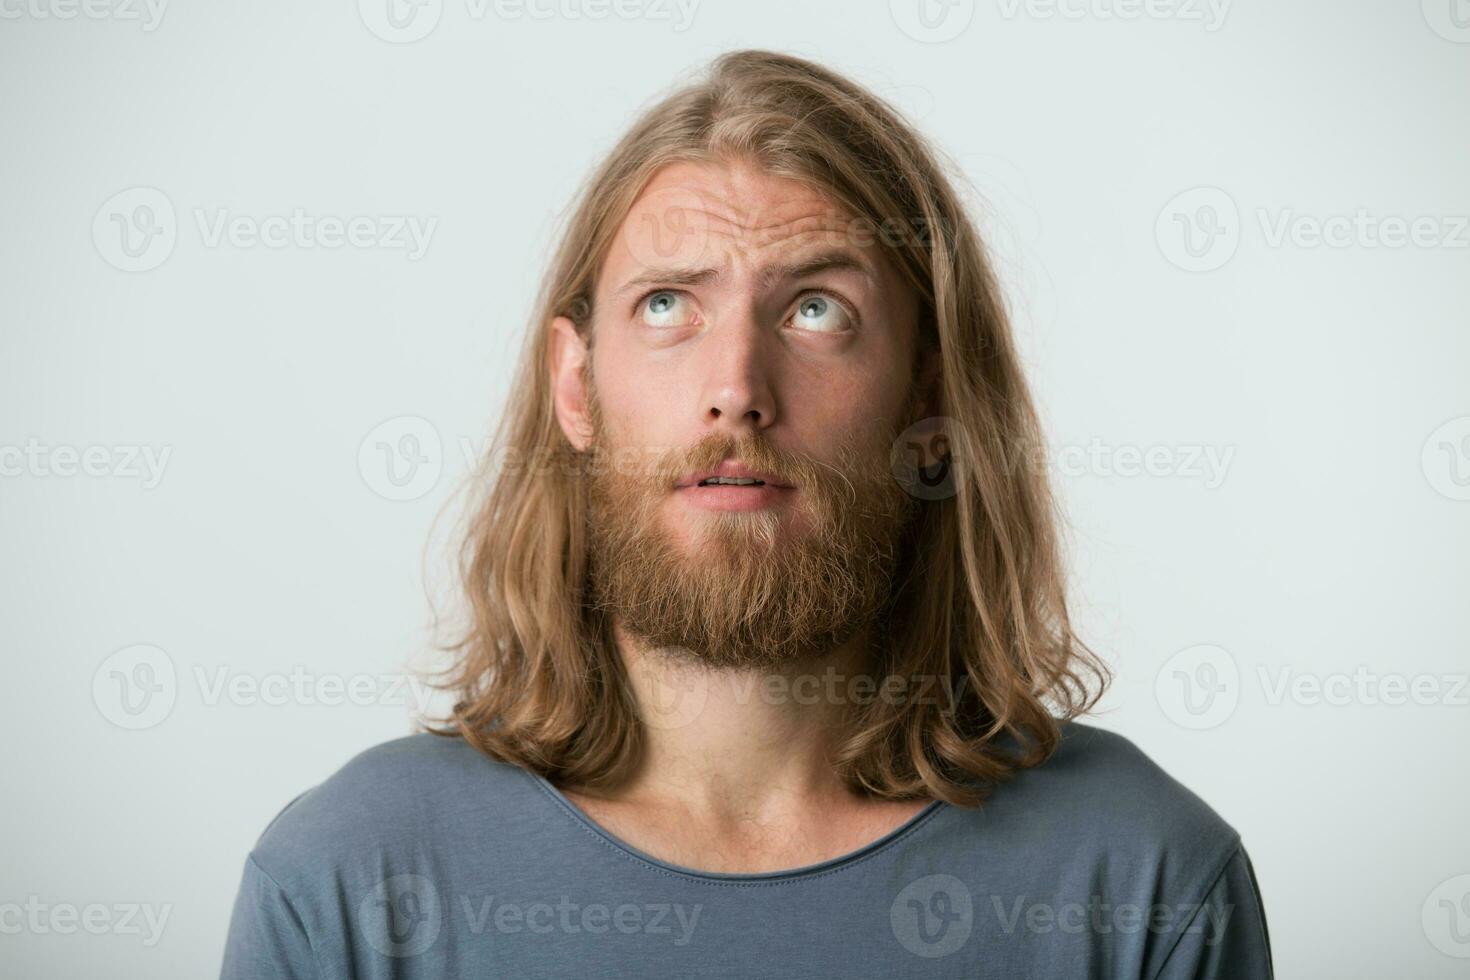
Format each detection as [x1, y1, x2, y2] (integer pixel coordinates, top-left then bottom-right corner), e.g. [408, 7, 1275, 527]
[220, 722, 1272, 978]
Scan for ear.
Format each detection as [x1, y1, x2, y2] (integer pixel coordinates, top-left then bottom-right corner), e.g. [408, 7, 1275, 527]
[549, 315, 594, 451]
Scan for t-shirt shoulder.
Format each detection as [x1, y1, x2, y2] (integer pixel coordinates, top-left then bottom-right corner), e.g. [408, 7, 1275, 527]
[247, 732, 532, 895]
[1067, 721, 1239, 838]
[973, 721, 1245, 898]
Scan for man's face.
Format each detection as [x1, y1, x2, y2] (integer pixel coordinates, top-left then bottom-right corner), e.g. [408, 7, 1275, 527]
[551, 159, 928, 669]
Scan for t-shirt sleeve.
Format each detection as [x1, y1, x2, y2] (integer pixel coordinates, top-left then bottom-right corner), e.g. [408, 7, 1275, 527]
[219, 854, 320, 980]
[1151, 843, 1274, 980]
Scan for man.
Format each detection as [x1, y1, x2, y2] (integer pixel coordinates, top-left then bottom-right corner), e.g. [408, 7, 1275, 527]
[221, 49, 1272, 977]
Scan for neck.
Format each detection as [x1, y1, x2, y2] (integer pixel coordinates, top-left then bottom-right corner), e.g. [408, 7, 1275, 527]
[605, 621, 875, 822]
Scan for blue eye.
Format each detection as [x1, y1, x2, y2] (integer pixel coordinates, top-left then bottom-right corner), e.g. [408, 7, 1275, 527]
[791, 293, 850, 333]
[640, 290, 693, 327]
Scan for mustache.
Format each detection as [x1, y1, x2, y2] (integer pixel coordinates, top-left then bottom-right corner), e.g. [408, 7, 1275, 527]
[585, 434, 798, 488]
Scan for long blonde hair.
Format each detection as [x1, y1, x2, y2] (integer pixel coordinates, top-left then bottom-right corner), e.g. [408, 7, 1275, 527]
[434, 49, 1108, 806]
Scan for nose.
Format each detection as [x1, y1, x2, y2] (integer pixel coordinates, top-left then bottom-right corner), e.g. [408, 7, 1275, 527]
[697, 313, 777, 435]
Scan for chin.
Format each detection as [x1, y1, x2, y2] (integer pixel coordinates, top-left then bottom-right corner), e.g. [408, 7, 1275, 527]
[665, 502, 805, 551]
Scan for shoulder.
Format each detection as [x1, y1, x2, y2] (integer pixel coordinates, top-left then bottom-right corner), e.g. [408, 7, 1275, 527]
[974, 721, 1245, 887]
[245, 732, 537, 894]
[959, 722, 1271, 977]
[1007, 721, 1238, 831]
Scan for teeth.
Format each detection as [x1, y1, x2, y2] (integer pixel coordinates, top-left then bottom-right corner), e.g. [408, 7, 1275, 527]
[700, 476, 764, 486]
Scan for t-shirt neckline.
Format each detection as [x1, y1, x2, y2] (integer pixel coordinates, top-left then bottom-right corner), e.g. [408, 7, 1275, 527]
[524, 768, 948, 885]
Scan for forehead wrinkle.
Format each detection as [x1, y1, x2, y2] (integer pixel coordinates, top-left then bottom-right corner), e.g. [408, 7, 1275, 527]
[705, 204, 857, 248]
[613, 245, 878, 300]
[611, 189, 877, 298]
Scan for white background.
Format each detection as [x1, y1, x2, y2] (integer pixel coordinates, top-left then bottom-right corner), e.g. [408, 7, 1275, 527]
[2, 1, 1467, 977]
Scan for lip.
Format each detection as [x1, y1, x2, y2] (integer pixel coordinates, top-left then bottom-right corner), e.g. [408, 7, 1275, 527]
[674, 482, 795, 512]
[674, 460, 795, 490]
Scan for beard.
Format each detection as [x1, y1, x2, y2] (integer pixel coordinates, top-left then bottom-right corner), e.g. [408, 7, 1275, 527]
[582, 387, 921, 672]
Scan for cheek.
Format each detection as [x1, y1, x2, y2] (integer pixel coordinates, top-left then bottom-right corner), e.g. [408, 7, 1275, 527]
[787, 365, 908, 445]
[590, 344, 678, 444]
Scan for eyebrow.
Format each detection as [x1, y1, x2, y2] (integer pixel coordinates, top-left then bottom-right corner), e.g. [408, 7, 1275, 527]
[613, 249, 876, 298]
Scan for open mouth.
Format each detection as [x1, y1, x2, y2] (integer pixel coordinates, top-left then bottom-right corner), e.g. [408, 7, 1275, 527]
[697, 476, 767, 487]
[678, 474, 793, 511]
